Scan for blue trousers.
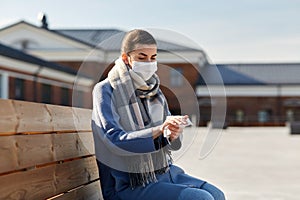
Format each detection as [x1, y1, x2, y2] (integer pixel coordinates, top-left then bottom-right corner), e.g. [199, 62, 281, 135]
[116, 165, 225, 200]
[178, 182, 225, 200]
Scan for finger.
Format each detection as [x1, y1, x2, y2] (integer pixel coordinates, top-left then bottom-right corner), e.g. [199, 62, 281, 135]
[168, 127, 179, 133]
[169, 135, 178, 141]
[162, 123, 179, 132]
[165, 120, 179, 127]
[170, 132, 181, 141]
[172, 118, 183, 125]
[168, 124, 180, 130]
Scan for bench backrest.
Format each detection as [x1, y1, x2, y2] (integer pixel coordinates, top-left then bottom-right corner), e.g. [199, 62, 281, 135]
[0, 99, 103, 200]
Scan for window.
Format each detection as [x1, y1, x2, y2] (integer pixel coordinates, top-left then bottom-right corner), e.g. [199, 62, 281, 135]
[73, 90, 84, 107]
[42, 84, 52, 104]
[258, 110, 271, 122]
[170, 67, 183, 87]
[15, 78, 25, 100]
[61, 88, 69, 106]
[235, 109, 244, 122]
[286, 109, 294, 122]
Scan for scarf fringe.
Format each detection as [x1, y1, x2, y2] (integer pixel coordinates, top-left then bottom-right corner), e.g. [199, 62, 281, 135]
[128, 140, 173, 188]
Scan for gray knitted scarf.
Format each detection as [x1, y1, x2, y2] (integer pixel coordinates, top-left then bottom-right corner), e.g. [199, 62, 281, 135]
[107, 58, 171, 188]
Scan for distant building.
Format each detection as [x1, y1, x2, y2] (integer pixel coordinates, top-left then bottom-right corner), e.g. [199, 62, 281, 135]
[197, 63, 300, 126]
[2, 21, 299, 126]
[0, 21, 206, 120]
[0, 43, 92, 107]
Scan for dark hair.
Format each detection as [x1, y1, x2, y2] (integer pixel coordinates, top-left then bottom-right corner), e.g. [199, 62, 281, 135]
[121, 29, 157, 54]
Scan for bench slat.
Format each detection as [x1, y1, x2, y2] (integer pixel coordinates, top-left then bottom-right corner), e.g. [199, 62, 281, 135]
[0, 156, 99, 200]
[0, 132, 95, 174]
[0, 99, 20, 134]
[52, 181, 103, 200]
[0, 99, 92, 135]
[0, 99, 102, 199]
[0, 136, 18, 173]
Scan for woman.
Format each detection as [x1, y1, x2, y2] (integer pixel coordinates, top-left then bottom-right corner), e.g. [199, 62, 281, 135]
[92, 29, 225, 200]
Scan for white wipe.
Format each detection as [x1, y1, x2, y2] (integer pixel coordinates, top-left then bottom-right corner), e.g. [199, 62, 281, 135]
[163, 116, 193, 139]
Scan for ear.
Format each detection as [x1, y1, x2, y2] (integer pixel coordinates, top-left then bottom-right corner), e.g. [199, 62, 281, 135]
[122, 53, 129, 64]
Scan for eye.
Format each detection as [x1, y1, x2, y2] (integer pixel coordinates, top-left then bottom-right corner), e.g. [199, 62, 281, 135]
[138, 57, 147, 60]
[151, 56, 157, 61]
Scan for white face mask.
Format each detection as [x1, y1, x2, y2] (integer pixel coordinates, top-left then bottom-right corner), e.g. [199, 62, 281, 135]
[131, 61, 158, 81]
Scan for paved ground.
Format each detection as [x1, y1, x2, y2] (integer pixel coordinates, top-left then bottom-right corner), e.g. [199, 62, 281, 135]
[173, 127, 300, 200]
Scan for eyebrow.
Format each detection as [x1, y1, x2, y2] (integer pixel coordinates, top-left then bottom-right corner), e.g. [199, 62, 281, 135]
[138, 53, 157, 57]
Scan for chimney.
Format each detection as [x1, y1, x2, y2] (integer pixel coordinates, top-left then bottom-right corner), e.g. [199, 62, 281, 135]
[38, 12, 48, 29]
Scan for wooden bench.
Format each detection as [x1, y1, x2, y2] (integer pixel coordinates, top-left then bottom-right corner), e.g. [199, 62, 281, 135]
[0, 99, 103, 200]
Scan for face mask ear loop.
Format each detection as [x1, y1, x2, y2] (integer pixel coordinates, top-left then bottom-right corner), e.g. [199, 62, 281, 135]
[125, 54, 132, 70]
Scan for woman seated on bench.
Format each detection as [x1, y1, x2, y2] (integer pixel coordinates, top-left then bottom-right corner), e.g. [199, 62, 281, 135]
[92, 29, 225, 200]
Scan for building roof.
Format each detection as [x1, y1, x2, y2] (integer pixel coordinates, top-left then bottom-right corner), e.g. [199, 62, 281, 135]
[198, 63, 300, 86]
[197, 64, 264, 85]
[0, 42, 78, 76]
[223, 63, 300, 85]
[1, 21, 203, 53]
[55, 29, 203, 52]
[55, 29, 124, 49]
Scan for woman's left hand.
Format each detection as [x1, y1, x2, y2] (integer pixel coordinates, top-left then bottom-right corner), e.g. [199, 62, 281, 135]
[167, 115, 188, 141]
[168, 124, 183, 141]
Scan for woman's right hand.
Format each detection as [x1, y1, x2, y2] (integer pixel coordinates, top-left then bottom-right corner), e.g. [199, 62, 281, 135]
[152, 115, 189, 139]
[161, 115, 189, 140]
[161, 115, 186, 130]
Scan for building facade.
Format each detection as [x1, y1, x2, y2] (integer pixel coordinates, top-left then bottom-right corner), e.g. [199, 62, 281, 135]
[197, 63, 300, 126]
[0, 43, 92, 107]
[0, 21, 206, 122]
[2, 20, 299, 126]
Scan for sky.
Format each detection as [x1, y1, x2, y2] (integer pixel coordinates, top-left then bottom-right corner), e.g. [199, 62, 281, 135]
[1, 0, 300, 63]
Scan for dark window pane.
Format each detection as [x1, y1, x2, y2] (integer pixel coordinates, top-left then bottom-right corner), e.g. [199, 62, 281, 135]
[258, 109, 272, 122]
[42, 84, 52, 104]
[73, 90, 84, 107]
[170, 67, 183, 87]
[15, 78, 25, 100]
[61, 88, 69, 106]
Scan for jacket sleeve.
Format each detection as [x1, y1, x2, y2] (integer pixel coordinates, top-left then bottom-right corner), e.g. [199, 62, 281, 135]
[92, 81, 157, 155]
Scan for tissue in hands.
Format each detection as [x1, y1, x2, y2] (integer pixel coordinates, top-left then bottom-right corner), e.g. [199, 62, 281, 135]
[163, 116, 193, 138]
